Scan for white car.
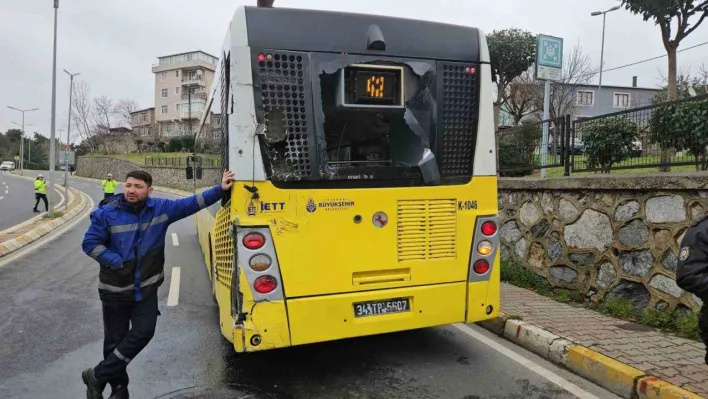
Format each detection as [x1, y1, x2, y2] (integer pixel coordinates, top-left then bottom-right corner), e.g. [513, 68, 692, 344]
[0, 161, 15, 171]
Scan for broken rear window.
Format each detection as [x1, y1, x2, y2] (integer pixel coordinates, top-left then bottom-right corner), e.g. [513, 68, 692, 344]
[252, 52, 477, 187]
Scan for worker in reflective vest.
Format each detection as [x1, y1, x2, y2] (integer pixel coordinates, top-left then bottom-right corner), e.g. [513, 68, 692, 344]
[102, 174, 117, 199]
[33, 174, 48, 213]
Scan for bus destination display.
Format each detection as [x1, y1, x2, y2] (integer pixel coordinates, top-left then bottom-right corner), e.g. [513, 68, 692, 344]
[342, 65, 403, 107]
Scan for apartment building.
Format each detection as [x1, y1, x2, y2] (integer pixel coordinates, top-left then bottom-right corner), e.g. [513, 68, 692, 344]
[151, 51, 218, 137]
[130, 107, 157, 139]
[573, 82, 661, 120]
[498, 77, 661, 127]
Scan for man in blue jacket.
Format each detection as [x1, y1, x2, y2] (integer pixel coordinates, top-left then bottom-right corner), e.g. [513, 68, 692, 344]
[81, 169, 234, 399]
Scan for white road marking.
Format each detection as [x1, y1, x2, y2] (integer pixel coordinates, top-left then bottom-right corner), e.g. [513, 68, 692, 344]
[0, 196, 4, 200]
[171, 233, 179, 246]
[453, 324, 599, 399]
[166, 267, 181, 307]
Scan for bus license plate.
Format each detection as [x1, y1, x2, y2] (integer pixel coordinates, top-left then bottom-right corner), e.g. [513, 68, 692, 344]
[353, 298, 410, 318]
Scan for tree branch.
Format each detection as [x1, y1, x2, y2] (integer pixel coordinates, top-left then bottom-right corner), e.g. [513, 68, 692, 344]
[680, 11, 708, 41]
[659, 19, 672, 50]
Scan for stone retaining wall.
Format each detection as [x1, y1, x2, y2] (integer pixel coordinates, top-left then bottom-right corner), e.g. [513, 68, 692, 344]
[76, 156, 220, 192]
[498, 173, 708, 313]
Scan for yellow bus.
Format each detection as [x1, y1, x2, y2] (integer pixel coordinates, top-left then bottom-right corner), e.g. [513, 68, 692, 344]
[191, 5, 500, 353]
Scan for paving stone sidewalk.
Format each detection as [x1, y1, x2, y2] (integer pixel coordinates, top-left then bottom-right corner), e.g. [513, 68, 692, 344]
[500, 282, 708, 397]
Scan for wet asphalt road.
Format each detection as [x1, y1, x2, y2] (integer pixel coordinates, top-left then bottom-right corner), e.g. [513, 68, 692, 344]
[0, 173, 620, 399]
[0, 171, 62, 231]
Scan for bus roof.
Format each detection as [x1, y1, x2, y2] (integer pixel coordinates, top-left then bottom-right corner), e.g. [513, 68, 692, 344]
[238, 6, 482, 62]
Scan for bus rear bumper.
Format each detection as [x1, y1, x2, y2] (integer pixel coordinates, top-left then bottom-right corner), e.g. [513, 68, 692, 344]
[286, 282, 467, 346]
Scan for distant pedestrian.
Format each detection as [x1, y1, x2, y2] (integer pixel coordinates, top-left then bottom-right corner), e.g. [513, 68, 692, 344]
[676, 219, 708, 365]
[102, 173, 117, 199]
[80, 169, 235, 399]
[33, 174, 48, 213]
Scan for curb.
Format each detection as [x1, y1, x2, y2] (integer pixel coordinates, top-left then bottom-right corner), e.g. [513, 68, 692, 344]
[0, 187, 89, 258]
[476, 314, 704, 399]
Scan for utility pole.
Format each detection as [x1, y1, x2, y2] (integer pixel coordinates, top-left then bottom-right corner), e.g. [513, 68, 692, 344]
[591, 5, 620, 115]
[7, 107, 38, 175]
[49, 0, 59, 217]
[63, 69, 80, 209]
[30, 132, 36, 164]
[11, 122, 34, 166]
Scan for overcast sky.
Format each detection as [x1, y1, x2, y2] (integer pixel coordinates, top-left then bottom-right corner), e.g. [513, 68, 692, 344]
[1, 0, 707, 142]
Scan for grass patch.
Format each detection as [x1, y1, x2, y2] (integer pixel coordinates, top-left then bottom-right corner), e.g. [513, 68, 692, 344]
[507, 314, 523, 321]
[529, 154, 704, 178]
[673, 312, 700, 340]
[553, 289, 572, 303]
[641, 308, 675, 329]
[42, 211, 64, 219]
[500, 260, 552, 295]
[502, 260, 702, 340]
[641, 308, 701, 339]
[600, 298, 636, 321]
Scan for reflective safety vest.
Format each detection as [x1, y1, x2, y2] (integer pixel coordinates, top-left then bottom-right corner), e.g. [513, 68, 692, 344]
[34, 179, 46, 194]
[102, 179, 117, 194]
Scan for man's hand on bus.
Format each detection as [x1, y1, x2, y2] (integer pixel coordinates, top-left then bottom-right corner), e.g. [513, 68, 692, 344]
[222, 170, 236, 191]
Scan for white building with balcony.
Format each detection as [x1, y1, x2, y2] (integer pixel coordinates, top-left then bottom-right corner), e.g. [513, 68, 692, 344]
[151, 51, 217, 137]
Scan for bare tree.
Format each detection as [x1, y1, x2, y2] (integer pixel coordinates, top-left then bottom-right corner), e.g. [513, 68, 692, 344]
[505, 68, 541, 125]
[93, 96, 115, 131]
[115, 99, 139, 128]
[71, 81, 97, 152]
[526, 44, 598, 160]
[538, 43, 599, 121]
[654, 67, 697, 102]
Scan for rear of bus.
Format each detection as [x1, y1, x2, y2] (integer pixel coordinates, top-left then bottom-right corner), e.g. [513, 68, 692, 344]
[203, 6, 500, 352]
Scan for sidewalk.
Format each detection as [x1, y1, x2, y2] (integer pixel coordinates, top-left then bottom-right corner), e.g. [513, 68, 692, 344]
[495, 283, 708, 397]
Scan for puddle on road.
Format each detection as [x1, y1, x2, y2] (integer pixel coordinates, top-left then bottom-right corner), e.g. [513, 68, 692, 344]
[154, 384, 279, 399]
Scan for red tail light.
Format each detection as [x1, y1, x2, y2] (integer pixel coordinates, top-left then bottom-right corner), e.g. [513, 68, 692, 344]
[473, 260, 490, 275]
[243, 232, 265, 250]
[481, 221, 497, 236]
[254, 276, 277, 294]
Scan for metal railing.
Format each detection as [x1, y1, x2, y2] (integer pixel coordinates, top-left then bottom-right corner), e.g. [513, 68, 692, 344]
[498, 116, 571, 177]
[497, 95, 708, 176]
[181, 92, 207, 101]
[570, 94, 708, 173]
[181, 75, 203, 83]
[144, 156, 221, 167]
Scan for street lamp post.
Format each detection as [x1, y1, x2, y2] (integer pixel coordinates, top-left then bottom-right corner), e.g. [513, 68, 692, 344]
[591, 5, 621, 115]
[7, 106, 38, 175]
[63, 69, 80, 209]
[11, 122, 34, 166]
[49, 0, 59, 217]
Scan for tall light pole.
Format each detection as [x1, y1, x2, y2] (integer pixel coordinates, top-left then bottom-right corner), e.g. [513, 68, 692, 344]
[63, 69, 80, 203]
[11, 122, 34, 166]
[30, 132, 39, 163]
[591, 5, 621, 115]
[49, 0, 59, 217]
[7, 106, 38, 175]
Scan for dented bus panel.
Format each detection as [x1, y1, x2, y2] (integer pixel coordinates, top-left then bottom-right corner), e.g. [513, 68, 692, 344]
[194, 5, 499, 353]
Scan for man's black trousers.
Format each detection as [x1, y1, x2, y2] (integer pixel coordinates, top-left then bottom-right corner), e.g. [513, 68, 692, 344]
[94, 293, 159, 386]
[34, 193, 48, 211]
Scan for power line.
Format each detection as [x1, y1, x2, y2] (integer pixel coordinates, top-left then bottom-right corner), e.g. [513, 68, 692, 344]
[569, 40, 708, 82]
[600, 41, 708, 75]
